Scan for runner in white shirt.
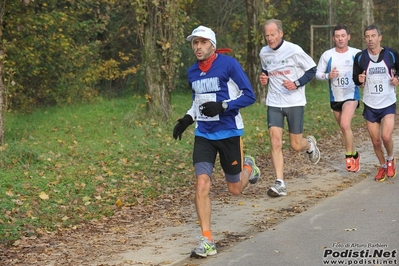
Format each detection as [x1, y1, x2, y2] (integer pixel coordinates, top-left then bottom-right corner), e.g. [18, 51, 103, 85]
[353, 24, 399, 182]
[316, 24, 361, 172]
[259, 19, 320, 197]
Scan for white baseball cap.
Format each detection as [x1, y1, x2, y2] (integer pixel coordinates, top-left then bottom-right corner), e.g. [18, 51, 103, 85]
[186, 25, 216, 48]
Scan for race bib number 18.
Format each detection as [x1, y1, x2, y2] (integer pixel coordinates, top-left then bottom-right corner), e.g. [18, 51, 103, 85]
[367, 77, 390, 95]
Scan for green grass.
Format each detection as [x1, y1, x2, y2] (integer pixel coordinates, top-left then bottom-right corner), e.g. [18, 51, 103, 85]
[0, 83, 366, 244]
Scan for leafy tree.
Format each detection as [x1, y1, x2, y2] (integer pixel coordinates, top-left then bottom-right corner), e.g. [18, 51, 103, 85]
[333, 0, 362, 50]
[92, 1, 142, 97]
[373, 0, 398, 48]
[0, 0, 4, 143]
[3, 1, 108, 111]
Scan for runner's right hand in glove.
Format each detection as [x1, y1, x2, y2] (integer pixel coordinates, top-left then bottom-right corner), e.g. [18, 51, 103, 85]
[173, 114, 194, 140]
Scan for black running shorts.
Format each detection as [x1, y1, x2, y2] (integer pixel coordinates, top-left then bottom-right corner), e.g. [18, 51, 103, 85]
[330, 99, 359, 112]
[193, 136, 243, 176]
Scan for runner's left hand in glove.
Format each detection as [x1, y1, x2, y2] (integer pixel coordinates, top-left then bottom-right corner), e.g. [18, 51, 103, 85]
[200, 102, 224, 117]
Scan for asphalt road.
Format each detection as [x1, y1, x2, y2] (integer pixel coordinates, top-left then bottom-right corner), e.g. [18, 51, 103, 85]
[203, 175, 399, 266]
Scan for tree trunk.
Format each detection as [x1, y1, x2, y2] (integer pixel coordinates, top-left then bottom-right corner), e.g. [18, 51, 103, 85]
[245, 0, 265, 103]
[143, 27, 171, 119]
[0, 0, 5, 144]
[362, 0, 374, 48]
[135, 0, 187, 120]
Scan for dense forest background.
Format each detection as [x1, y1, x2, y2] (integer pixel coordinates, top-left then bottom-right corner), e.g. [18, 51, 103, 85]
[0, 0, 398, 118]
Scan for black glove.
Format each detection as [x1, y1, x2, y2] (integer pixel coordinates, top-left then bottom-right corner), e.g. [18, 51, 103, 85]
[200, 102, 224, 117]
[173, 114, 194, 140]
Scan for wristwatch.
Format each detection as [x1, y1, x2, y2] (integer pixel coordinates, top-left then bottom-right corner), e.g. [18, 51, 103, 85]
[222, 101, 228, 111]
[294, 80, 301, 88]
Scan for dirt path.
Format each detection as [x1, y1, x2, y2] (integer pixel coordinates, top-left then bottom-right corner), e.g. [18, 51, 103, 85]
[1, 123, 393, 266]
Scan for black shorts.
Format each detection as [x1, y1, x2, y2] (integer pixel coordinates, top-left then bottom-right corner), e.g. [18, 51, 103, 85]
[330, 99, 359, 112]
[193, 136, 243, 175]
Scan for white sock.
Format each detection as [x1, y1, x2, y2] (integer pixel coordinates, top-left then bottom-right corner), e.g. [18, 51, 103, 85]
[276, 179, 285, 187]
[386, 156, 394, 161]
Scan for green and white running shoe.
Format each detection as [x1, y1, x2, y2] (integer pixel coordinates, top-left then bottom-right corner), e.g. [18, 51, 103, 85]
[244, 155, 261, 184]
[190, 236, 217, 258]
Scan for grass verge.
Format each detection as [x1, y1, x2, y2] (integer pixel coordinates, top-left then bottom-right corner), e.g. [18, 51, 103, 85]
[0, 83, 366, 244]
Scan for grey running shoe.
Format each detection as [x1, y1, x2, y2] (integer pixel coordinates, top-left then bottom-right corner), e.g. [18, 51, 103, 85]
[267, 180, 287, 197]
[244, 155, 261, 184]
[306, 135, 320, 164]
[190, 236, 217, 258]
